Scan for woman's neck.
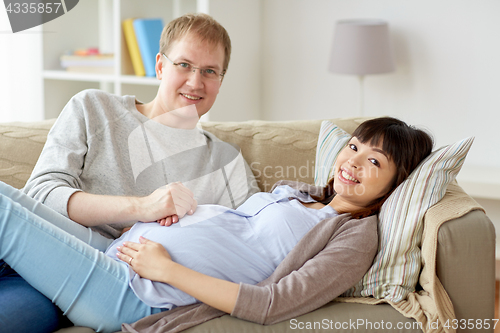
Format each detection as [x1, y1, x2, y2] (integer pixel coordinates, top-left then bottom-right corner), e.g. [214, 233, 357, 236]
[327, 196, 363, 215]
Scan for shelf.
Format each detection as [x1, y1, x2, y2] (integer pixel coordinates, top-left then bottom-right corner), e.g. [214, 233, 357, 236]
[39, 0, 193, 119]
[38, 0, 261, 121]
[43, 70, 161, 86]
[43, 70, 115, 82]
[120, 75, 161, 86]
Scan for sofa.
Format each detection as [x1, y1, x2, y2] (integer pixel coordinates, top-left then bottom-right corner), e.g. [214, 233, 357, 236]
[0, 117, 495, 333]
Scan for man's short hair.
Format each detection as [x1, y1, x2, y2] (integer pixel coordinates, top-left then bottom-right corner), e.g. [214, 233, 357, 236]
[160, 13, 232, 72]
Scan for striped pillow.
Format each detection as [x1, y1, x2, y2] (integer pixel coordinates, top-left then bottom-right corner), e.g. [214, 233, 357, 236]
[346, 136, 473, 301]
[314, 121, 351, 187]
[314, 121, 474, 302]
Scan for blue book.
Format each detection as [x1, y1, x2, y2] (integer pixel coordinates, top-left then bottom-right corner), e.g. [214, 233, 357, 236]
[133, 18, 164, 77]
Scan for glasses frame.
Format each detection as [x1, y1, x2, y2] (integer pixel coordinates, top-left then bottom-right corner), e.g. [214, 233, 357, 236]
[162, 54, 225, 82]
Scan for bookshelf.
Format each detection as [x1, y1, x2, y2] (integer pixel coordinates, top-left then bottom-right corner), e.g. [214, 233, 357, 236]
[40, 0, 204, 119]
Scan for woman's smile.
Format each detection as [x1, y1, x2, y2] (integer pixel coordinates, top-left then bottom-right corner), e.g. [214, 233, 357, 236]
[338, 168, 360, 184]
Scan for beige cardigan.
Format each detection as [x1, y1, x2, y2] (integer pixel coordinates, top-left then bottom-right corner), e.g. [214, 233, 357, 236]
[122, 181, 483, 333]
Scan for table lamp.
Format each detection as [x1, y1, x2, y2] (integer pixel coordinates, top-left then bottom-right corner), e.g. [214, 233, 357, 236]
[329, 19, 395, 116]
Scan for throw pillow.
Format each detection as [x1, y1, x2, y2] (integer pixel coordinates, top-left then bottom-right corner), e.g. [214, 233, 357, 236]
[314, 120, 474, 302]
[314, 121, 351, 187]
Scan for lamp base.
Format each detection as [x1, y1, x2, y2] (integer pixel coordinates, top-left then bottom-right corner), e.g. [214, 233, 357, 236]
[358, 75, 365, 117]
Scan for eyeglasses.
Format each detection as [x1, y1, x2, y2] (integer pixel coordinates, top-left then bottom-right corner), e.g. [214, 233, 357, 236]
[162, 54, 225, 82]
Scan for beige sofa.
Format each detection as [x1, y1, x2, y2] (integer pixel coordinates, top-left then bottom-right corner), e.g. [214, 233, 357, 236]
[0, 117, 495, 333]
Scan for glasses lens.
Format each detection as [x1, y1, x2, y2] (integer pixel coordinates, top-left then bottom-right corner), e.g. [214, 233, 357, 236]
[172, 61, 222, 81]
[202, 69, 220, 81]
[176, 63, 192, 72]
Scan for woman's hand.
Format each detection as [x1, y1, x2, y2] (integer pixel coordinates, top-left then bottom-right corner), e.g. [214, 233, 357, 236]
[117, 237, 172, 283]
[157, 215, 178, 226]
[137, 182, 197, 225]
[118, 237, 239, 314]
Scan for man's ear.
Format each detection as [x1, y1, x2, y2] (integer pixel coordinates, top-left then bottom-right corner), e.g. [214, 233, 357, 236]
[155, 53, 163, 80]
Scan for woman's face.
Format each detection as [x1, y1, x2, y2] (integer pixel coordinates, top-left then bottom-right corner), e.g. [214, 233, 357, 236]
[333, 136, 397, 209]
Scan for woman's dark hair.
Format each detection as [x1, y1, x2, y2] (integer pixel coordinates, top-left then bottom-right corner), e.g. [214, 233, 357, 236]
[320, 117, 433, 219]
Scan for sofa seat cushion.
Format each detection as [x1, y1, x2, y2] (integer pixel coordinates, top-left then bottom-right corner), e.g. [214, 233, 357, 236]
[180, 302, 422, 333]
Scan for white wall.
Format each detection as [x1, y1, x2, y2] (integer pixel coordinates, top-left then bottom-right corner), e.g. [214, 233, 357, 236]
[260, 0, 500, 245]
[208, 0, 262, 121]
[0, 10, 43, 122]
[261, 0, 500, 170]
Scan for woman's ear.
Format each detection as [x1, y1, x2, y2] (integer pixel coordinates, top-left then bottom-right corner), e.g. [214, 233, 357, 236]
[155, 53, 163, 80]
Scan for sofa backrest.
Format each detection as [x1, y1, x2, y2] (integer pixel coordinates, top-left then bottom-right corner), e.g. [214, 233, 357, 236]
[0, 117, 366, 191]
[200, 118, 365, 192]
[0, 119, 56, 189]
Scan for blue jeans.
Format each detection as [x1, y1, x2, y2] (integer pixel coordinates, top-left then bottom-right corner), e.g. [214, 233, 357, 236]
[0, 259, 64, 333]
[0, 181, 163, 332]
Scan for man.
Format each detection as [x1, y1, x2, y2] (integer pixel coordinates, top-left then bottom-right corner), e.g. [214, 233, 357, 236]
[0, 13, 258, 333]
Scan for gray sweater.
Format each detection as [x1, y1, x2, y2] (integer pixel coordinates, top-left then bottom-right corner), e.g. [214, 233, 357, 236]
[121, 180, 378, 333]
[23, 89, 259, 239]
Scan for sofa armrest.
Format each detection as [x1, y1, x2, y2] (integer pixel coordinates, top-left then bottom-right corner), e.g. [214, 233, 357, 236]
[436, 209, 495, 332]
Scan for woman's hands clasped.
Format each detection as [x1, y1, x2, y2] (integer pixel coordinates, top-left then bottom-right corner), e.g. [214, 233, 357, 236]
[139, 182, 197, 226]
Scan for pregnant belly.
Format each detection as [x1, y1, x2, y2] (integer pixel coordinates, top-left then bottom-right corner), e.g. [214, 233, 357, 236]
[115, 218, 277, 286]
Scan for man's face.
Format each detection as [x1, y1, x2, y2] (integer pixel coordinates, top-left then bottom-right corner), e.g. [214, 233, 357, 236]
[155, 33, 225, 117]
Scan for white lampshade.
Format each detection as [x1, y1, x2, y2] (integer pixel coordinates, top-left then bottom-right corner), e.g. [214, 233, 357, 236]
[329, 19, 395, 75]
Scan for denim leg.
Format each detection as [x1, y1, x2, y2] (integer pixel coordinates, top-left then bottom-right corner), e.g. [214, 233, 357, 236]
[0, 193, 158, 333]
[0, 182, 114, 331]
[1, 181, 112, 251]
[0, 260, 62, 333]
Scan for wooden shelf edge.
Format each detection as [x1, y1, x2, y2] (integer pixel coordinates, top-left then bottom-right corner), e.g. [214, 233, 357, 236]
[43, 70, 160, 86]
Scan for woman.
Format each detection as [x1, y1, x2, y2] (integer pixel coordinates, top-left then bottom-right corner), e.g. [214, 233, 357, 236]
[0, 117, 433, 332]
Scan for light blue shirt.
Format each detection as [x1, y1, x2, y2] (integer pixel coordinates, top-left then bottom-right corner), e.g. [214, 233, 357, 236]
[105, 185, 337, 309]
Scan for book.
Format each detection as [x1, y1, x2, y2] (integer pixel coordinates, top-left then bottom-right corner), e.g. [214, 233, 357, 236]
[133, 18, 164, 77]
[123, 18, 146, 76]
[60, 54, 114, 67]
[64, 66, 115, 74]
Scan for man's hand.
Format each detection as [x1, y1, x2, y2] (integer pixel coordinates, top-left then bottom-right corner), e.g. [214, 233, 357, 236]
[68, 182, 197, 227]
[138, 182, 197, 224]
